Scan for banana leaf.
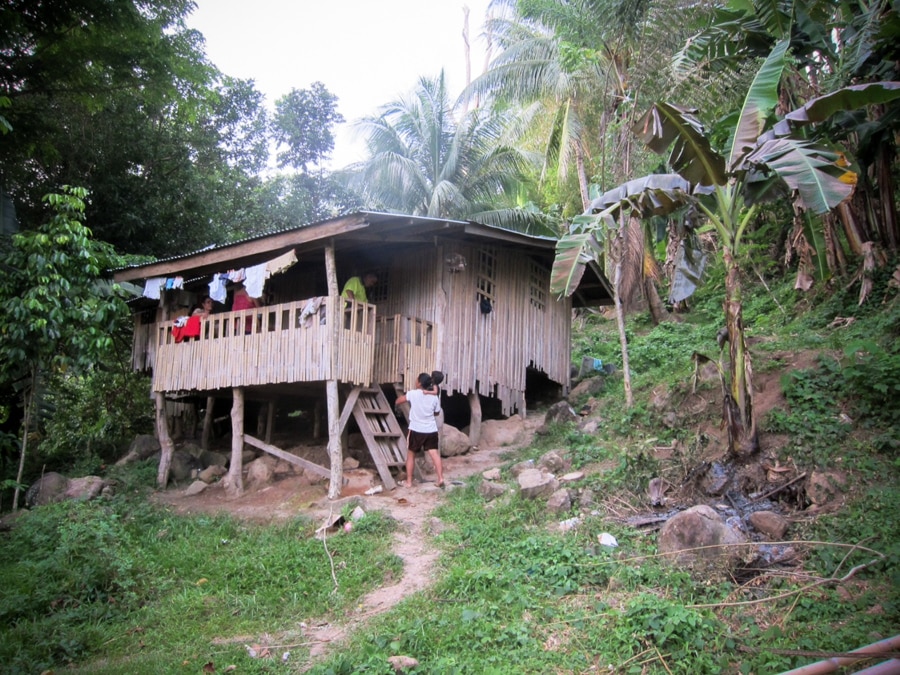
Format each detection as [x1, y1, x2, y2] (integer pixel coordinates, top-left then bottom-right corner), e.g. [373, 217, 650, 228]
[550, 231, 603, 298]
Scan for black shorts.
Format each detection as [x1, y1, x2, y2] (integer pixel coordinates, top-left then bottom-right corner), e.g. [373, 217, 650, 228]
[408, 430, 439, 453]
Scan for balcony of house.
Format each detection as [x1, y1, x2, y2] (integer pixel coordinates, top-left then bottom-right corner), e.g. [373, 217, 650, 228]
[149, 297, 374, 393]
[141, 298, 437, 394]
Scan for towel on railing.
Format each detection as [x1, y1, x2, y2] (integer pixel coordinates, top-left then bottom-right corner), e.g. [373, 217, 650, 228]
[173, 315, 201, 343]
[300, 296, 326, 327]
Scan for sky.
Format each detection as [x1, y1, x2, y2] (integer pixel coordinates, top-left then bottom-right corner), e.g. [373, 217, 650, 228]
[187, 0, 496, 170]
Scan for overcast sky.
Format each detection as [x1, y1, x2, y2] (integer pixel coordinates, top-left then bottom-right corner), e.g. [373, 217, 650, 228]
[187, 0, 495, 169]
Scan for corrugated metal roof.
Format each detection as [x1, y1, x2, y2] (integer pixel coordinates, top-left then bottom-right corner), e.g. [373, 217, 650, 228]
[109, 210, 524, 274]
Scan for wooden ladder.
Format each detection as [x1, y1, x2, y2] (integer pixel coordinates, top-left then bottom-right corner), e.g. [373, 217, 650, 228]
[343, 386, 407, 490]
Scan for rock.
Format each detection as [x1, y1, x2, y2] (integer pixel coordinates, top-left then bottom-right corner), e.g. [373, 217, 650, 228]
[116, 434, 161, 465]
[169, 450, 201, 483]
[387, 655, 419, 673]
[482, 468, 501, 481]
[185, 480, 208, 496]
[579, 419, 600, 435]
[700, 462, 731, 496]
[350, 506, 366, 521]
[560, 471, 584, 483]
[246, 455, 277, 490]
[479, 479, 507, 501]
[441, 424, 471, 457]
[198, 464, 227, 483]
[538, 450, 566, 473]
[546, 488, 572, 514]
[241, 449, 257, 464]
[25, 472, 71, 507]
[199, 450, 227, 468]
[748, 510, 789, 539]
[181, 441, 203, 458]
[807, 470, 847, 506]
[480, 417, 525, 447]
[343, 468, 379, 494]
[64, 476, 106, 502]
[569, 377, 604, 399]
[517, 468, 559, 500]
[658, 505, 747, 565]
[343, 455, 360, 470]
[543, 401, 578, 425]
[509, 459, 535, 478]
[648, 477, 666, 506]
[578, 488, 596, 508]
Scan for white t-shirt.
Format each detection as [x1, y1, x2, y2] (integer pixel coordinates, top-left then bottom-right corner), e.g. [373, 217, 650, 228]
[406, 389, 441, 433]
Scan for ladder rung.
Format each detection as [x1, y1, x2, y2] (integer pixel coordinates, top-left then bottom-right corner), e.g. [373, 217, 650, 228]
[363, 408, 392, 415]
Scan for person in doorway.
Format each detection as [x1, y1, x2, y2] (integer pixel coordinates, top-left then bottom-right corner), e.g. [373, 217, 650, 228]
[395, 372, 444, 488]
[341, 272, 378, 303]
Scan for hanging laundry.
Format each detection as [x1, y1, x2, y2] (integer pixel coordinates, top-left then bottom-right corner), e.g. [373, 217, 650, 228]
[142, 277, 166, 300]
[208, 273, 228, 303]
[299, 296, 325, 327]
[226, 269, 246, 283]
[244, 262, 267, 298]
[266, 249, 298, 276]
[164, 276, 184, 291]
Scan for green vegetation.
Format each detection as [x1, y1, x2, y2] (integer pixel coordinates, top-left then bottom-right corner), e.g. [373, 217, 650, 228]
[1, 269, 897, 673]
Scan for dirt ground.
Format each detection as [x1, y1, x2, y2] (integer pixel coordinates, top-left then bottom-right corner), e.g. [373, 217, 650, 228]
[150, 360, 801, 668]
[153, 412, 545, 666]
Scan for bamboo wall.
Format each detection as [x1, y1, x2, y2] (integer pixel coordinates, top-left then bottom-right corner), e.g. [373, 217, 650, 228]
[378, 242, 571, 415]
[150, 297, 375, 393]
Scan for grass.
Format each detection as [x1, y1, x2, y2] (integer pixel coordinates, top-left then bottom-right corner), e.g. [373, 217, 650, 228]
[1, 269, 899, 673]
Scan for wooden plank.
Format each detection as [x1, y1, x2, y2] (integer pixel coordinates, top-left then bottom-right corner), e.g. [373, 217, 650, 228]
[243, 434, 333, 480]
[338, 386, 363, 434]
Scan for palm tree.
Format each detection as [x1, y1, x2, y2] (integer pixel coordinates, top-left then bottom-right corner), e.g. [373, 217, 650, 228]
[343, 73, 554, 235]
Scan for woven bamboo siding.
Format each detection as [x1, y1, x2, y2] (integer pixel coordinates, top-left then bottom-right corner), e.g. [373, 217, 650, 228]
[151, 297, 375, 393]
[437, 243, 571, 415]
[131, 316, 156, 371]
[372, 315, 436, 387]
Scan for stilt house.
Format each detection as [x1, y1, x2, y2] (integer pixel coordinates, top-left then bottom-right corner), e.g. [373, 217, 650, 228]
[114, 212, 612, 497]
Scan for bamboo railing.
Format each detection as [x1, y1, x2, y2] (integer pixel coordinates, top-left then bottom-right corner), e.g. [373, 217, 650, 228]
[146, 299, 436, 394]
[151, 297, 376, 393]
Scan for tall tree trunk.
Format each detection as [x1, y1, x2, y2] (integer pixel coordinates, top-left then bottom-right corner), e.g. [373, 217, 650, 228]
[723, 249, 758, 457]
[610, 224, 633, 408]
[876, 142, 898, 251]
[644, 277, 669, 325]
[155, 392, 175, 489]
[575, 143, 590, 212]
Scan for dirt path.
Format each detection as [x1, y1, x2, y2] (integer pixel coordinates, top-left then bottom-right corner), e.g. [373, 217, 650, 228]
[154, 415, 542, 668]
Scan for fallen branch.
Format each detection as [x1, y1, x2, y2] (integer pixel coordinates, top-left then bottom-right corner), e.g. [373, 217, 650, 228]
[322, 507, 339, 592]
[750, 472, 807, 503]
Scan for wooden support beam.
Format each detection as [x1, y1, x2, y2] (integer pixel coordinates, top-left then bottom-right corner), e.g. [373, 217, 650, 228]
[468, 392, 482, 447]
[225, 387, 245, 496]
[265, 400, 275, 445]
[201, 395, 215, 451]
[338, 386, 364, 434]
[155, 392, 175, 489]
[243, 434, 338, 481]
[325, 242, 343, 499]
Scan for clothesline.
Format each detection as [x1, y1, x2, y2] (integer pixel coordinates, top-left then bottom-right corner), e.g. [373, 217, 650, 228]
[142, 249, 298, 302]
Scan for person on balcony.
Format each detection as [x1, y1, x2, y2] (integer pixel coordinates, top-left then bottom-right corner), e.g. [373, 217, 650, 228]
[395, 372, 444, 489]
[341, 272, 378, 303]
[232, 283, 261, 334]
[191, 296, 214, 319]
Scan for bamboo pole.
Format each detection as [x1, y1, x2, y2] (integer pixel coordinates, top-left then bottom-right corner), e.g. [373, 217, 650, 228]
[468, 392, 482, 447]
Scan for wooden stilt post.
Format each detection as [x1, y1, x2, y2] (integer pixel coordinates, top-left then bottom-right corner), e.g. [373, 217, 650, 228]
[155, 392, 175, 489]
[265, 400, 275, 445]
[224, 387, 245, 496]
[324, 241, 343, 499]
[468, 391, 482, 447]
[313, 398, 323, 440]
[201, 395, 215, 451]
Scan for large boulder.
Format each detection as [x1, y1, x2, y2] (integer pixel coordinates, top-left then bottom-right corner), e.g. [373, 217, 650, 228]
[169, 450, 201, 484]
[246, 455, 277, 491]
[199, 449, 227, 468]
[546, 488, 572, 514]
[25, 472, 71, 507]
[538, 450, 566, 474]
[543, 401, 578, 426]
[480, 417, 525, 448]
[658, 505, 747, 565]
[115, 434, 161, 466]
[569, 377, 604, 399]
[748, 511, 790, 539]
[64, 476, 107, 502]
[441, 424, 471, 457]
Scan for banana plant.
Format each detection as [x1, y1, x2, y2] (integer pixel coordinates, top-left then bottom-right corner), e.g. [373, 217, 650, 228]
[552, 38, 899, 457]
